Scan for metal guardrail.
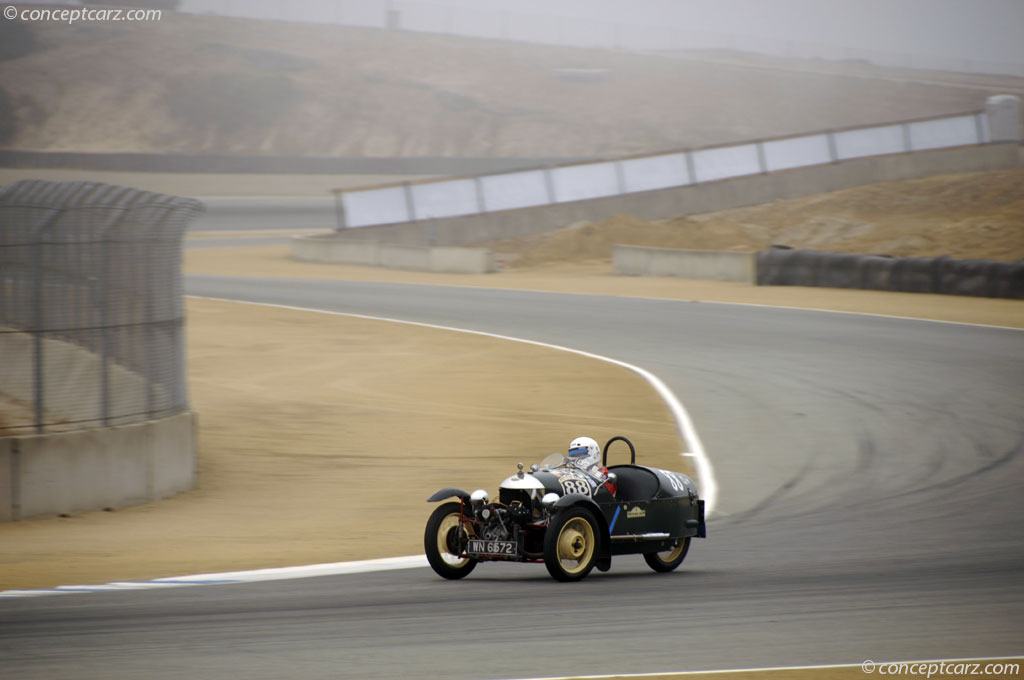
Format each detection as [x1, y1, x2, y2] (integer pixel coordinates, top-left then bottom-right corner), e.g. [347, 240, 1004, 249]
[0, 181, 204, 434]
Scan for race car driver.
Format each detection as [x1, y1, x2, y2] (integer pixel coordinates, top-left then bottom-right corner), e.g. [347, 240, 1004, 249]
[568, 436, 617, 495]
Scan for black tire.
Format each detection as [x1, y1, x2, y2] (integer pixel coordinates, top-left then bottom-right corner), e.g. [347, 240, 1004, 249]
[544, 507, 600, 582]
[424, 502, 477, 580]
[643, 537, 691, 573]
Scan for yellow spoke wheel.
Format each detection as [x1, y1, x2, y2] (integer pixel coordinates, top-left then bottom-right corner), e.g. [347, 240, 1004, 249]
[643, 537, 691, 573]
[425, 502, 477, 580]
[544, 507, 599, 581]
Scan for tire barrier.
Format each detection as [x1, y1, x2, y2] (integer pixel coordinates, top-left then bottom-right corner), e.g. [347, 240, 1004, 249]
[756, 247, 1024, 299]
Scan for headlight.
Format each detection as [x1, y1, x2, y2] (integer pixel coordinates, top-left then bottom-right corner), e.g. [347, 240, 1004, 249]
[470, 489, 489, 506]
[541, 492, 559, 509]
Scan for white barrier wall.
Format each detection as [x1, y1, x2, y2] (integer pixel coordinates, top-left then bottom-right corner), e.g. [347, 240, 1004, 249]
[690, 143, 761, 183]
[480, 170, 549, 211]
[620, 153, 691, 192]
[762, 134, 831, 172]
[344, 185, 410, 227]
[551, 163, 619, 203]
[337, 104, 1013, 231]
[410, 178, 478, 220]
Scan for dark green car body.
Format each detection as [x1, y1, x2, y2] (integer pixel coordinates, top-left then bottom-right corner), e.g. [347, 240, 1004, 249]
[425, 437, 705, 580]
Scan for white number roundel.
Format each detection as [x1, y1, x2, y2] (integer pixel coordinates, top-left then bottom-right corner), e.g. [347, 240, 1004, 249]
[661, 471, 690, 493]
[560, 478, 591, 496]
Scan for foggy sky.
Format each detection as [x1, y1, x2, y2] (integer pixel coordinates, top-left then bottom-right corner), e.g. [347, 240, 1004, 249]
[411, 0, 1024, 63]
[180, 0, 1024, 66]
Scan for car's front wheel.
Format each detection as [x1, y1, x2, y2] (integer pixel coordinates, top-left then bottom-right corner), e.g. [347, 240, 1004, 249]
[424, 502, 477, 580]
[544, 507, 600, 582]
[643, 537, 691, 573]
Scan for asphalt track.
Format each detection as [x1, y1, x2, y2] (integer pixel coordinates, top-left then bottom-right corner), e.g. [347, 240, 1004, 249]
[3, 275, 1022, 679]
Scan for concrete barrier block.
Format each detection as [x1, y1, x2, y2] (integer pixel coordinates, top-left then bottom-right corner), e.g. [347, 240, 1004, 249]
[1, 412, 197, 520]
[986, 95, 1022, 143]
[290, 235, 496, 274]
[150, 412, 197, 498]
[16, 425, 150, 517]
[430, 247, 496, 274]
[614, 245, 755, 283]
[328, 239, 380, 265]
[378, 244, 431, 270]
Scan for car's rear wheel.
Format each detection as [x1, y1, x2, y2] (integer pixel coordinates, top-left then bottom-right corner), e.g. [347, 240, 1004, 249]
[544, 507, 599, 582]
[424, 501, 477, 580]
[643, 537, 691, 573]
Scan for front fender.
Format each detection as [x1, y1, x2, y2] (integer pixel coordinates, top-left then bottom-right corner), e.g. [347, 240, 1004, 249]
[553, 493, 594, 510]
[427, 487, 470, 503]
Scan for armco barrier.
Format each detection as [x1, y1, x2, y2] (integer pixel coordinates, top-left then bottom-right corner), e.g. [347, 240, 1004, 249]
[613, 245, 755, 283]
[331, 97, 1021, 247]
[756, 248, 1024, 299]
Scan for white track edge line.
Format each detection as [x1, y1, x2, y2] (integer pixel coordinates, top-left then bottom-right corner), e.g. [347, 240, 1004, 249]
[0, 556, 430, 598]
[187, 294, 718, 516]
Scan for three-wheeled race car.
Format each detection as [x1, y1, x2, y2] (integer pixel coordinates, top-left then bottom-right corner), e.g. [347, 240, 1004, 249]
[424, 436, 706, 581]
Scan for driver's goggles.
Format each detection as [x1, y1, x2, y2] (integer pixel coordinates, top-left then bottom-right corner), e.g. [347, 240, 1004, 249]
[568, 446, 590, 458]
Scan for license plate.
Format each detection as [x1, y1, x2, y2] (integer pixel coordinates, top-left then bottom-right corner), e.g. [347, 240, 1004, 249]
[467, 539, 517, 556]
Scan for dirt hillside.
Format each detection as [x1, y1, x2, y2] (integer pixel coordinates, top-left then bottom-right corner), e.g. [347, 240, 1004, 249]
[482, 170, 1024, 266]
[0, 12, 1016, 158]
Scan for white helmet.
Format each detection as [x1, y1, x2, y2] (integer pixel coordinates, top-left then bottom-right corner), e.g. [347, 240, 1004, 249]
[568, 436, 600, 469]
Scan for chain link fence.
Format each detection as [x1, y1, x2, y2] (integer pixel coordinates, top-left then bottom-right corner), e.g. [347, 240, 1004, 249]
[0, 180, 203, 434]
